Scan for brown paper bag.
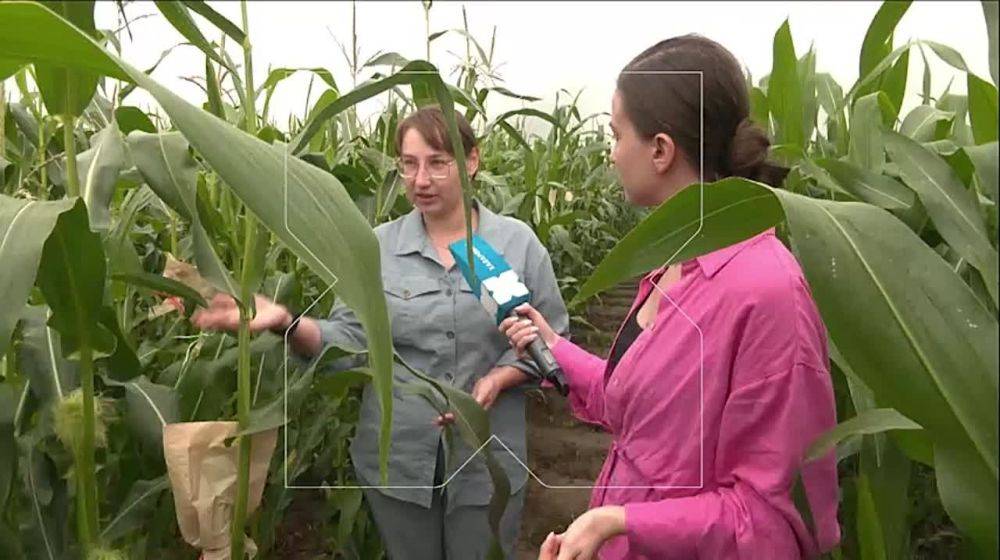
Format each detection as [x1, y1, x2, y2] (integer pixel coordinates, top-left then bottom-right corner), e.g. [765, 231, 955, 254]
[163, 422, 278, 560]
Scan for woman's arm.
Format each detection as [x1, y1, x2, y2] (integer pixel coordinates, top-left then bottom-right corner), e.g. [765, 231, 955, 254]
[193, 293, 365, 363]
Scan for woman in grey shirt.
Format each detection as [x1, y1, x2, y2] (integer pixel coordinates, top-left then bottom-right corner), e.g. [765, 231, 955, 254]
[192, 105, 569, 559]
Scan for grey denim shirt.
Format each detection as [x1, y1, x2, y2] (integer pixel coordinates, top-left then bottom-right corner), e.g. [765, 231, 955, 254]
[316, 202, 569, 511]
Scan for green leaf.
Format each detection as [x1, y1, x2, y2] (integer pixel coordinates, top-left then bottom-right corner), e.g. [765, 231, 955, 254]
[0, 383, 19, 510]
[109, 376, 179, 450]
[77, 120, 126, 232]
[805, 408, 921, 462]
[776, 191, 998, 555]
[937, 94, 976, 147]
[899, 105, 954, 142]
[36, 199, 115, 359]
[860, 435, 912, 560]
[0, 3, 129, 82]
[181, 0, 246, 44]
[967, 73, 999, 144]
[814, 158, 915, 210]
[97, 305, 140, 381]
[17, 305, 78, 405]
[984, 0, 999, 86]
[849, 92, 890, 173]
[114, 106, 156, 135]
[925, 40, 970, 73]
[769, 19, 804, 148]
[0, 196, 77, 356]
[100, 476, 169, 542]
[965, 142, 999, 202]
[859, 1, 911, 79]
[573, 178, 783, 304]
[110, 271, 208, 309]
[880, 49, 910, 122]
[126, 130, 239, 298]
[153, 0, 231, 73]
[32, 1, 100, 117]
[883, 130, 998, 306]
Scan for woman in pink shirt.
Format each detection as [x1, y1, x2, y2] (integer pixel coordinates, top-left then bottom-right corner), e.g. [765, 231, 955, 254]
[501, 35, 841, 559]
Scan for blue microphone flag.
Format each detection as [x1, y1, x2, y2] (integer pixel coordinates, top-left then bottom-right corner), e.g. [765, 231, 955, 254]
[449, 235, 530, 324]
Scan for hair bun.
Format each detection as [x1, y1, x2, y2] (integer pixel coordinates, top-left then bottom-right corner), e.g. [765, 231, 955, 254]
[727, 118, 789, 186]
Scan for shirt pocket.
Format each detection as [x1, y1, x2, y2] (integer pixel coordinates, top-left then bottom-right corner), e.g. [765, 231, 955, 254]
[384, 277, 442, 345]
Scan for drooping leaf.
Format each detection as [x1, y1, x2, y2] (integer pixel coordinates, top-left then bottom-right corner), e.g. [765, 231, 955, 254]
[814, 158, 915, 210]
[100, 476, 170, 542]
[111, 271, 208, 309]
[153, 0, 232, 73]
[35, 200, 116, 360]
[77, 120, 126, 231]
[965, 142, 999, 202]
[181, 0, 246, 44]
[126, 130, 239, 298]
[806, 408, 921, 462]
[108, 376, 179, 450]
[776, 190, 998, 556]
[114, 106, 156, 135]
[17, 305, 78, 405]
[967, 73, 999, 144]
[32, 1, 100, 117]
[0, 196, 76, 356]
[899, 104, 954, 142]
[883, 130, 998, 306]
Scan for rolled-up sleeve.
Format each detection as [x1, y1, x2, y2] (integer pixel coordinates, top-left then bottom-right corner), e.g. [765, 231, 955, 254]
[315, 299, 369, 371]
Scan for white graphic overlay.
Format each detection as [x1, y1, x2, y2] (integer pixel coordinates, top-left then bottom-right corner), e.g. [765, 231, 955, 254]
[283, 70, 705, 492]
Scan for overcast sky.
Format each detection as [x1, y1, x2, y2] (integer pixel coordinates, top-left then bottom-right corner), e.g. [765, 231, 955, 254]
[89, 1, 993, 133]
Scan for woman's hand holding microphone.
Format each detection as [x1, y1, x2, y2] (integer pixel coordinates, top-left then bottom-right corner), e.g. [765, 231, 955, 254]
[498, 303, 559, 358]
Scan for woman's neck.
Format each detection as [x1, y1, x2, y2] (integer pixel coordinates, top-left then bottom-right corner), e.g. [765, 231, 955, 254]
[424, 202, 477, 240]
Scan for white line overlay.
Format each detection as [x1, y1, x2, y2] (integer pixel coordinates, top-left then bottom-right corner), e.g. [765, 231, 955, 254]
[283, 70, 706, 492]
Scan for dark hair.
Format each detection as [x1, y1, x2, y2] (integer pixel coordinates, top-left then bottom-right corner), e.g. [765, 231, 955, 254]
[394, 105, 478, 158]
[616, 34, 788, 187]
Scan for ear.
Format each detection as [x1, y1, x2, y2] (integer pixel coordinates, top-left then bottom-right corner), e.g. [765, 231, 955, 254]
[650, 132, 676, 174]
[465, 146, 480, 177]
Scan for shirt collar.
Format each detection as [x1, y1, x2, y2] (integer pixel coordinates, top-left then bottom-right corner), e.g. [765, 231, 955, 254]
[694, 228, 775, 278]
[641, 227, 775, 282]
[393, 199, 499, 256]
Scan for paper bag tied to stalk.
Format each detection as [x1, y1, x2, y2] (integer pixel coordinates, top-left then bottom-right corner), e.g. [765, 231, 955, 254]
[163, 422, 278, 560]
[149, 253, 219, 319]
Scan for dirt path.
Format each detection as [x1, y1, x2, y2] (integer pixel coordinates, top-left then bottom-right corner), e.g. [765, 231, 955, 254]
[514, 280, 638, 559]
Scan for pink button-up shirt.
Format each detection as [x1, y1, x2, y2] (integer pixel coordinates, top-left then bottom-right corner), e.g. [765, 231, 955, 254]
[551, 229, 840, 559]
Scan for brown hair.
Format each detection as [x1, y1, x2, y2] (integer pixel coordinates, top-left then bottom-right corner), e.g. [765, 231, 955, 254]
[616, 34, 788, 187]
[394, 105, 478, 158]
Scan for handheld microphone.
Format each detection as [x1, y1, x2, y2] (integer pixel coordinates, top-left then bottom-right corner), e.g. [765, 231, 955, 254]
[449, 235, 568, 396]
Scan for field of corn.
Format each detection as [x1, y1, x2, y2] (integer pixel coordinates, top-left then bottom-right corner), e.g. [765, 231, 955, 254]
[0, 1, 997, 559]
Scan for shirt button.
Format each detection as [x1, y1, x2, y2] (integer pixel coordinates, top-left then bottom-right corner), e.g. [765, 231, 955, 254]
[445, 372, 454, 380]
[446, 331, 455, 339]
[446, 289, 453, 296]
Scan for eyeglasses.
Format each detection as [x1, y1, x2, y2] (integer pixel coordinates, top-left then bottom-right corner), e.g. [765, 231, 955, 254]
[396, 157, 455, 179]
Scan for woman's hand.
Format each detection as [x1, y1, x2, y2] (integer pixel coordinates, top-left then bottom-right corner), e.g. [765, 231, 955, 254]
[433, 366, 529, 427]
[191, 293, 291, 334]
[538, 506, 626, 560]
[498, 304, 559, 359]
[538, 532, 562, 560]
